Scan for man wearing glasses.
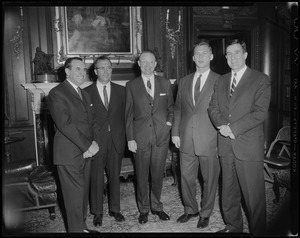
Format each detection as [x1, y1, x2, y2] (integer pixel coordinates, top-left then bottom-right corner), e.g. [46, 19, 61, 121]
[84, 55, 126, 227]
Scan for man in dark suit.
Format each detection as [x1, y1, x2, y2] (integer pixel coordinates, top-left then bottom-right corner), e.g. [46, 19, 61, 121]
[208, 39, 271, 235]
[84, 56, 126, 227]
[125, 51, 174, 224]
[172, 40, 220, 229]
[47, 57, 99, 233]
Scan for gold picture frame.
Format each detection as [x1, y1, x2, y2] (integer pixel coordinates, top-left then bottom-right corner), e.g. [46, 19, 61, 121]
[53, 6, 142, 64]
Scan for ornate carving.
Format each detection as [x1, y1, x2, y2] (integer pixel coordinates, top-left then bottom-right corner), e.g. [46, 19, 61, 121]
[10, 7, 24, 59]
[53, 17, 64, 32]
[165, 8, 182, 59]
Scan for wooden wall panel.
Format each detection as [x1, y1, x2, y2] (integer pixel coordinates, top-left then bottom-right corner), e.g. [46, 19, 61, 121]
[4, 6, 32, 126]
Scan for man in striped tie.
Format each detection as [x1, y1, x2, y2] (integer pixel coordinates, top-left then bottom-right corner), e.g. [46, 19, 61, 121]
[208, 39, 271, 235]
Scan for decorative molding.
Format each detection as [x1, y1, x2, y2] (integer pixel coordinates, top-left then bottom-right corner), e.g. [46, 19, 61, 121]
[10, 7, 24, 59]
[165, 8, 182, 59]
[54, 6, 142, 64]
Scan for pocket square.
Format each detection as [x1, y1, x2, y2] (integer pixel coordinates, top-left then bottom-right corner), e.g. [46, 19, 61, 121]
[90, 104, 93, 106]
[160, 93, 166, 96]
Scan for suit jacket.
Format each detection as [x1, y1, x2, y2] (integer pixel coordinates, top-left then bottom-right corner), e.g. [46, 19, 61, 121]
[84, 82, 126, 156]
[125, 75, 174, 148]
[47, 80, 96, 165]
[172, 70, 220, 156]
[208, 67, 271, 161]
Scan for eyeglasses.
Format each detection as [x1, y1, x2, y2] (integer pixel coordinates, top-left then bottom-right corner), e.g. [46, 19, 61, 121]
[95, 66, 112, 71]
[139, 61, 155, 66]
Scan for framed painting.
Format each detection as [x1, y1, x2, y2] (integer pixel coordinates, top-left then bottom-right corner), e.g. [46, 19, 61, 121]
[53, 6, 142, 64]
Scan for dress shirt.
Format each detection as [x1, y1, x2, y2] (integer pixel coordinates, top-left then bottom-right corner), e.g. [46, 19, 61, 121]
[96, 81, 111, 105]
[67, 79, 80, 93]
[142, 74, 154, 98]
[230, 65, 247, 87]
[192, 69, 210, 105]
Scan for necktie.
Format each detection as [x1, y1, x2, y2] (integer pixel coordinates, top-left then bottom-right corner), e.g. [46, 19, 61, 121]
[103, 85, 109, 110]
[194, 74, 202, 104]
[77, 87, 82, 100]
[230, 73, 237, 97]
[146, 79, 153, 98]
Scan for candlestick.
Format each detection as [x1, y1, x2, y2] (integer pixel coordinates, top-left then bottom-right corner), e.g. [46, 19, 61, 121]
[166, 9, 169, 21]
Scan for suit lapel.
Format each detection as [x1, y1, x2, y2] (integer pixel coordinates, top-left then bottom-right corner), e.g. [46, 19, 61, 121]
[224, 73, 231, 101]
[93, 82, 108, 110]
[187, 73, 195, 107]
[230, 67, 251, 101]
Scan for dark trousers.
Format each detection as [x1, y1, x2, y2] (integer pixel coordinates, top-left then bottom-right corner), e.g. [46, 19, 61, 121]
[220, 155, 266, 235]
[90, 132, 122, 215]
[180, 151, 220, 217]
[57, 159, 91, 232]
[134, 130, 169, 213]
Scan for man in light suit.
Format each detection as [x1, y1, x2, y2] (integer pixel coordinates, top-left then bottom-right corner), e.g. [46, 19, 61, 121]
[125, 51, 174, 224]
[84, 56, 126, 227]
[208, 39, 271, 235]
[47, 57, 99, 233]
[172, 40, 220, 229]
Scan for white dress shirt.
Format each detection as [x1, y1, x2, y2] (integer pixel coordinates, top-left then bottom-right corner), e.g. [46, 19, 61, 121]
[231, 65, 247, 87]
[96, 81, 111, 105]
[142, 74, 155, 98]
[192, 69, 210, 105]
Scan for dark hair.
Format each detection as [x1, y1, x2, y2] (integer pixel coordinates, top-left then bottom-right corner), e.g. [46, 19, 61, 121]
[94, 55, 112, 66]
[64, 57, 83, 69]
[226, 39, 247, 53]
[193, 39, 212, 54]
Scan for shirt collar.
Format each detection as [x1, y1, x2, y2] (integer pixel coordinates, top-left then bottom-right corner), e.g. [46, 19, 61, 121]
[232, 65, 247, 78]
[196, 69, 210, 79]
[67, 79, 79, 91]
[96, 80, 111, 89]
[142, 74, 154, 82]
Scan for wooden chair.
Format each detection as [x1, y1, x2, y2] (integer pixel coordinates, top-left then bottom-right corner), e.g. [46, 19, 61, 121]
[264, 126, 290, 203]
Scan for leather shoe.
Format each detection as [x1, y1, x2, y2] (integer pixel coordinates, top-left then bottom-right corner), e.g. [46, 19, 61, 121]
[138, 212, 149, 224]
[93, 214, 103, 227]
[216, 228, 230, 233]
[83, 229, 100, 233]
[197, 216, 209, 228]
[151, 210, 170, 221]
[108, 211, 125, 222]
[176, 212, 199, 223]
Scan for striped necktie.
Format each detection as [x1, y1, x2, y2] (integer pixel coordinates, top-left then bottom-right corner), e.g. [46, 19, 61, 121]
[103, 85, 109, 110]
[230, 73, 237, 97]
[194, 74, 202, 104]
[77, 87, 82, 100]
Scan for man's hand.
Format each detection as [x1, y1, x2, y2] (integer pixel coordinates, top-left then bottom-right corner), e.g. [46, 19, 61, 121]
[128, 140, 137, 153]
[172, 136, 180, 148]
[83, 141, 99, 158]
[166, 121, 172, 126]
[217, 124, 235, 139]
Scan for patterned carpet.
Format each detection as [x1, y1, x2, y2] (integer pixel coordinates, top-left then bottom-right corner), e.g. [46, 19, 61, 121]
[4, 171, 292, 235]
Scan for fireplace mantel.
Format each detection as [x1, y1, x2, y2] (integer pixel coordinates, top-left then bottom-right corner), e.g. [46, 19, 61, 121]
[21, 80, 128, 166]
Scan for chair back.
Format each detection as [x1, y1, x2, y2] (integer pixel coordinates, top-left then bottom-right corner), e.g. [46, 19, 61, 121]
[266, 126, 290, 158]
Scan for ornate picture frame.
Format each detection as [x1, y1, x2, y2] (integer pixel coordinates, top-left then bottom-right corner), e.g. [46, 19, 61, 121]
[53, 6, 142, 64]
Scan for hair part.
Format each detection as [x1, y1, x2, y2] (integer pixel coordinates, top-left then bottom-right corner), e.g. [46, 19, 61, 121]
[226, 39, 247, 53]
[94, 55, 112, 66]
[193, 39, 212, 53]
[64, 57, 83, 69]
